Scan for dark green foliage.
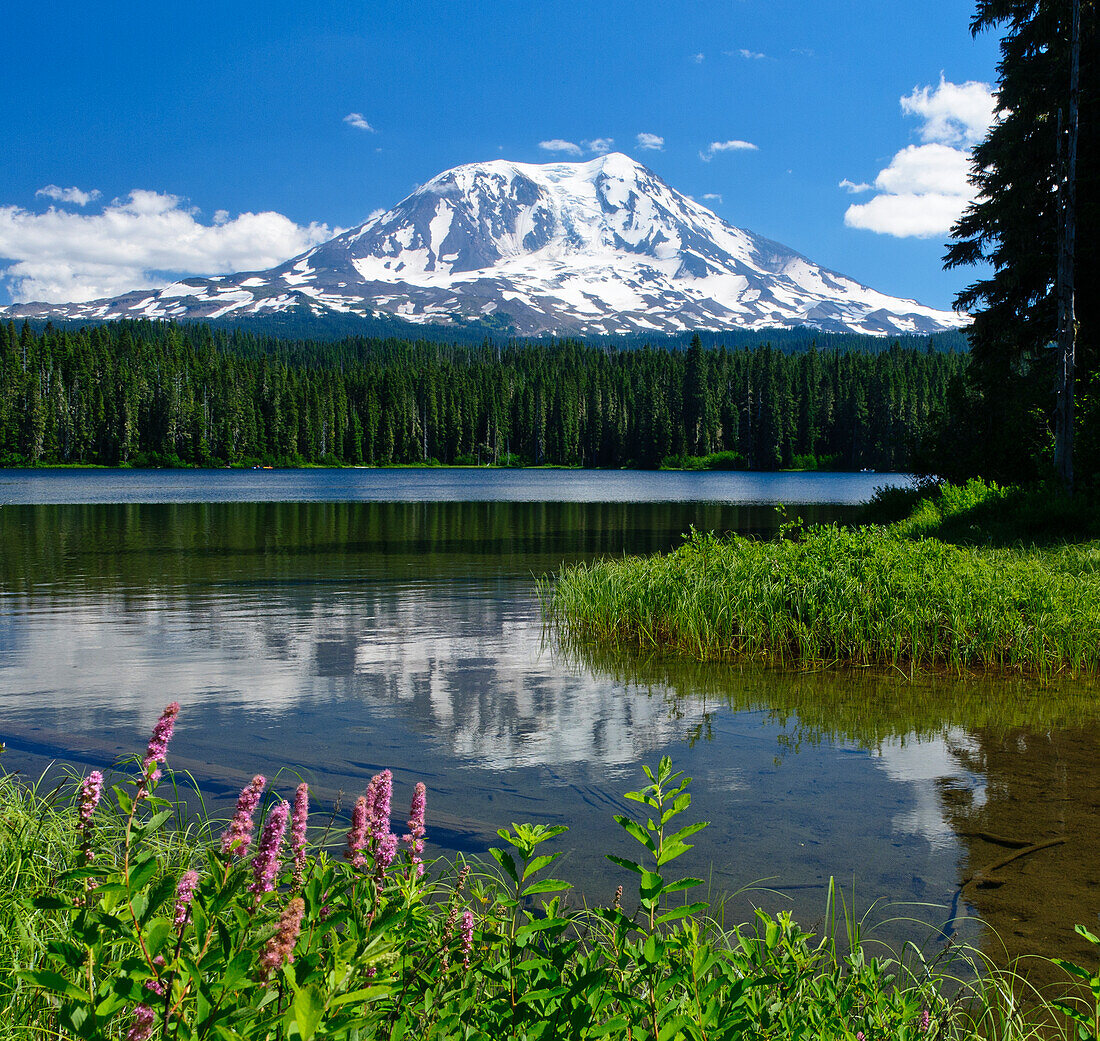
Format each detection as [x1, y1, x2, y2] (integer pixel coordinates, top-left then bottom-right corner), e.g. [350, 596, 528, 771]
[876, 477, 1100, 545]
[943, 0, 1098, 485]
[0, 320, 966, 471]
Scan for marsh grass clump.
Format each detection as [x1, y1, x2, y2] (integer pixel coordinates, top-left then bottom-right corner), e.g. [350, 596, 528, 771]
[3, 712, 1100, 1040]
[866, 478, 1100, 546]
[546, 482, 1100, 675]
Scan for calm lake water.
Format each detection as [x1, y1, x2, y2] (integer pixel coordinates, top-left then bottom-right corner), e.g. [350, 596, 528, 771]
[1, 469, 1097, 977]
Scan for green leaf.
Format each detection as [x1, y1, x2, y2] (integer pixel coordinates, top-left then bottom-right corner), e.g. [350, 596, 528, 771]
[113, 786, 133, 815]
[1074, 924, 1100, 947]
[662, 876, 704, 894]
[128, 858, 158, 893]
[330, 986, 390, 1008]
[488, 847, 519, 884]
[293, 985, 326, 1041]
[605, 854, 642, 875]
[667, 821, 708, 846]
[144, 809, 174, 832]
[18, 969, 89, 1002]
[1053, 959, 1093, 982]
[31, 895, 73, 910]
[521, 878, 572, 897]
[639, 871, 664, 901]
[613, 815, 656, 854]
[143, 919, 172, 957]
[655, 902, 710, 924]
[522, 853, 562, 879]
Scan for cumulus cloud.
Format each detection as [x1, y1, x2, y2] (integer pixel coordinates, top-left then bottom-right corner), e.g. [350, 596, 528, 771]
[702, 193, 724, 204]
[737, 48, 766, 59]
[838, 179, 872, 194]
[539, 138, 583, 156]
[700, 139, 758, 161]
[843, 76, 994, 238]
[343, 112, 376, 131]
[584, 137, 614, 155]
[636, 132, 664, 151]
[901, 76, 995, 147]
[691, 53, 705, 63]
[0, 190, 338, 303]
[36, 185, 101, 207]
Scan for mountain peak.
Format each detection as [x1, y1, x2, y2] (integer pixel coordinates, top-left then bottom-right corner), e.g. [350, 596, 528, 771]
[2, 155, 967, 337]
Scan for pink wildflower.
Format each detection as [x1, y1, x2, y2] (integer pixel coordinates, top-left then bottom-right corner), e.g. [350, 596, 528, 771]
[260, 896, 304, 979]
[174, 870, 199, 931]
[345, 795, 369, 869]
[460, 909, 474, 968]
[76, 770, 103, 862]
[142, 702, 180, 783]
[291, 783, 309, 888]
[221, 775, 266, 856]
[921, 1008, 931, 1033]
[365, 770, 394, 876]
[376, 831, 398, 875]
[367, 769, 392, 827]
[250, 802, 289, 901]
[402, 782, 427, 876]
[144, 957, 166, 998]
[126, 1004, 155, 1041]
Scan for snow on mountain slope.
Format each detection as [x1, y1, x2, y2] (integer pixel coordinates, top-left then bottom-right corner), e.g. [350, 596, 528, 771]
[2, 153, 967, 336]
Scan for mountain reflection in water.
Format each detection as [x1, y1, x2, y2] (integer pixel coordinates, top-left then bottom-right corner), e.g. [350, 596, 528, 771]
[1, 496, 1097, 977]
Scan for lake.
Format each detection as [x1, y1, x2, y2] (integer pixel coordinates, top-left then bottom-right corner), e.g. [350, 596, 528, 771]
[1, 468, 1097, 978]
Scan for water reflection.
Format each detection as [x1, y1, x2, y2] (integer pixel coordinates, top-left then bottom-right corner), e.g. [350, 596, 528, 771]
[1, 498, 1097, 973]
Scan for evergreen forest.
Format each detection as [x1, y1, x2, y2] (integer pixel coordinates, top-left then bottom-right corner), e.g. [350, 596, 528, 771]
[0, 320, 966, 471]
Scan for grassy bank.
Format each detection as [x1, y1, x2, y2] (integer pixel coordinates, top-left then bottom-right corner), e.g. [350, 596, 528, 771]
[544, 481, 1100, 675]
[5, 712, 1098, 1041]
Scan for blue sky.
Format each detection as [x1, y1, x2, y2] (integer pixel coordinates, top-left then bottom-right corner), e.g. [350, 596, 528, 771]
[0, 0, 1001, 311]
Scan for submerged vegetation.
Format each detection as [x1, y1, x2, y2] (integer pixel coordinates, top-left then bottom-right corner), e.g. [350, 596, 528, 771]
[545, 480, 1100, 676]
[4, 711, 1100, 1041]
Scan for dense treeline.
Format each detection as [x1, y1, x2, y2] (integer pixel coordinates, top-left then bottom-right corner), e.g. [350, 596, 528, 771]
[0, 320, 966, 470]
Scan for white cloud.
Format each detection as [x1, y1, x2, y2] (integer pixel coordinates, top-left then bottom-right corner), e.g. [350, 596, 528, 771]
[843, 77, 993, 238]
[702, 192, 724, 204]
[584, 137, 614, 155]
[0, 190, 338, 303]
[36, 185, 102, 207]
[700, 139, 758, 161]
[738, 48, 766, 59]
[539, 138, 582, 156]
[844, 192, 975, 238]
[636, 132, 664, 151]
[343, 112, 376, 132]
[692, 52, 705, 63]
[900, 76, 995, 147]
[838, 179, 872, 194]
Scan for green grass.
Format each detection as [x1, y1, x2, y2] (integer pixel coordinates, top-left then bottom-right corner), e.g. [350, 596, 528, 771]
[544, 482, 1100, 675]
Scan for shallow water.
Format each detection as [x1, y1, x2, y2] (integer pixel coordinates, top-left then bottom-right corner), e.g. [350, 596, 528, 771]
[0, 470, 1097, 978]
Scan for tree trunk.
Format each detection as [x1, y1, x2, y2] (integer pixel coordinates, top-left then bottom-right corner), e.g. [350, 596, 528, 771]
[1054, 0, 1080, 492]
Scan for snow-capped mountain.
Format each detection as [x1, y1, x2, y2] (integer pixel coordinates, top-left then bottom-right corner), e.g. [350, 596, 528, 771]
[3, 153, 967, 336]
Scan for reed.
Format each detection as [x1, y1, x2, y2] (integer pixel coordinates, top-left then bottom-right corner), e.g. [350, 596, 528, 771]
[544, 519, 1100, 675]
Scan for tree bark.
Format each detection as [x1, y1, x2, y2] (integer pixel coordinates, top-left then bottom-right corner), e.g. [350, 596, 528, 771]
[1054, 0, 1080, 492]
